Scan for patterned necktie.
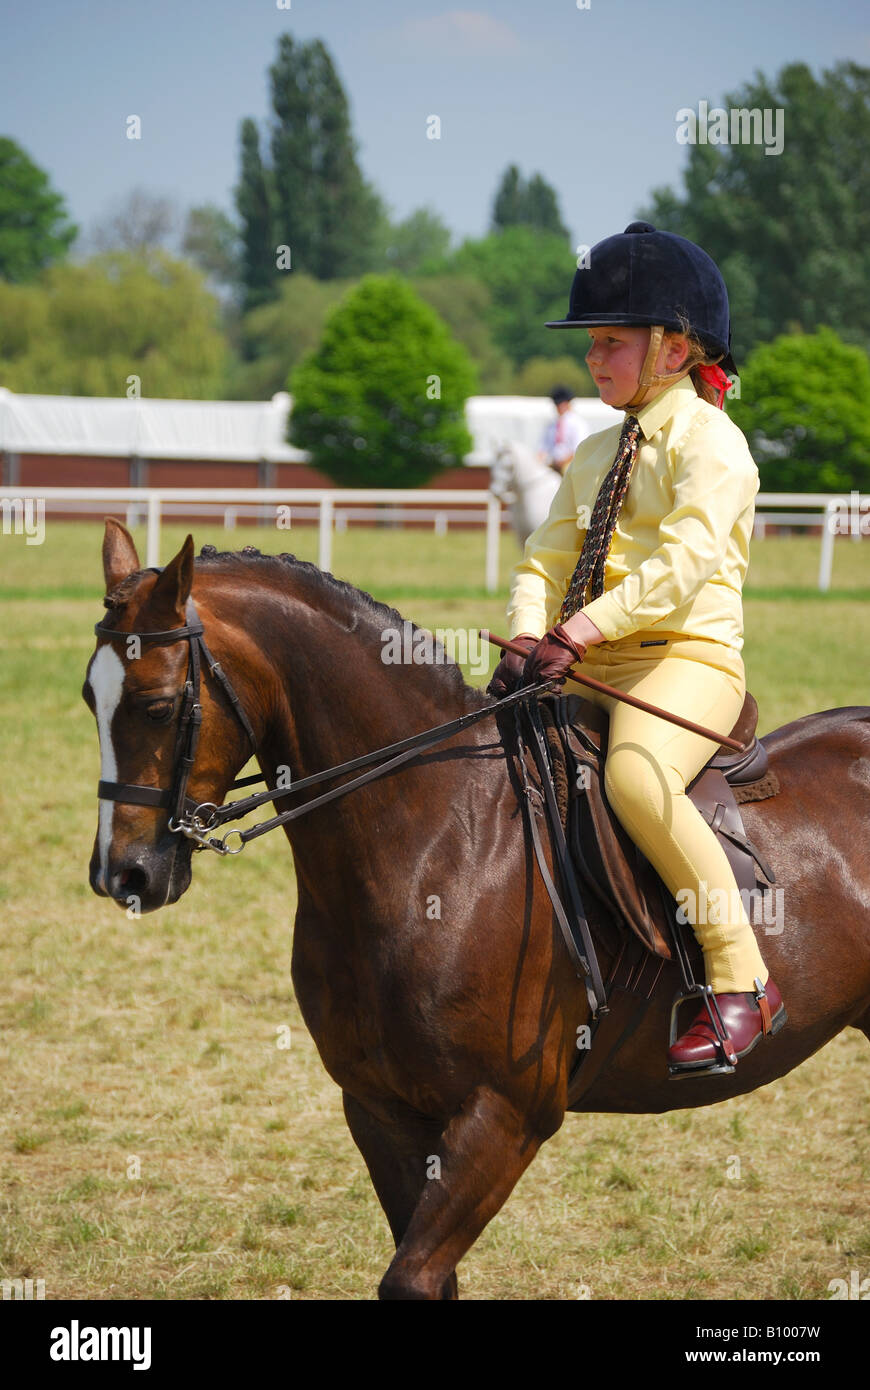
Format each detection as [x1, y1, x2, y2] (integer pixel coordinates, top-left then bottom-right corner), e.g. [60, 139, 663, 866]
[559, 415, 640, 621]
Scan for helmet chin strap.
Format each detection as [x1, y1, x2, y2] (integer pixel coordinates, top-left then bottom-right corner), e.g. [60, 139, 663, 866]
[618, 325, 707, 412]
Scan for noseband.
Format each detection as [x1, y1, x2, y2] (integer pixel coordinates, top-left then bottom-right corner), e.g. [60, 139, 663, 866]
[94, 592, 258, 829]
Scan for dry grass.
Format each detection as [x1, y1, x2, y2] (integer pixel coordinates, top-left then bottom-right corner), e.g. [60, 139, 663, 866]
[0, 524, 867, 1299]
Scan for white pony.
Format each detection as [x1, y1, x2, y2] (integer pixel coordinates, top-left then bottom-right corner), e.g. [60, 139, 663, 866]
[489, 440, 563, 548]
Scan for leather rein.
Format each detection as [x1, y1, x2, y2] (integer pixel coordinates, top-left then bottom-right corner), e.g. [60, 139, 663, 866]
[94, 589, 608, 1019]
[94, 589, 553, 854]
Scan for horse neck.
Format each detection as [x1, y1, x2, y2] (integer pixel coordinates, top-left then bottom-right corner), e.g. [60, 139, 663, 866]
[206, 570, 483, 789]
[512, 441, 551, 485]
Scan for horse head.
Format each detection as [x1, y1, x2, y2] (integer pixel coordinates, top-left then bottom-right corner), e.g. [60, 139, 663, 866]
[82, 520, 261, 912]
[491, 440, 562, 547]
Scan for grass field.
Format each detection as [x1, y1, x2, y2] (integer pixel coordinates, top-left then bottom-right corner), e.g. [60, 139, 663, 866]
[0, 520, 868, 1300]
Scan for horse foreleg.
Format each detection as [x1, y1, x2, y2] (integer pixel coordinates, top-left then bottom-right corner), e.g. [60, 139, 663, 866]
[342, 1091, 458, 1300]
[377, 1084, 556, 1301]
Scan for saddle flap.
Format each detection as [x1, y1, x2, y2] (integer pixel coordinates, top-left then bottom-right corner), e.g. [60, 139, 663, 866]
[560, 718, 674, 960]
[541, 690, 777, 966]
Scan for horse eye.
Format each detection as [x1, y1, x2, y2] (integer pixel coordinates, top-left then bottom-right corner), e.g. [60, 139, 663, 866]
[146, 700, 174, 723]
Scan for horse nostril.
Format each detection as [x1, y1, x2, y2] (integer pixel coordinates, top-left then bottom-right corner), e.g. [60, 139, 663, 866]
[111, 863, 149, 903]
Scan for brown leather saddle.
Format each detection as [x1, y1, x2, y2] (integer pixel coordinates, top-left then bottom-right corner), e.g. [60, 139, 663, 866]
[538, 691, 780, 963]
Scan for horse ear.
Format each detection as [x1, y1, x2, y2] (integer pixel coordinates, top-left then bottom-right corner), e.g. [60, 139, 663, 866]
[103, 518, 141, 591]
[149, 535, 195, 624]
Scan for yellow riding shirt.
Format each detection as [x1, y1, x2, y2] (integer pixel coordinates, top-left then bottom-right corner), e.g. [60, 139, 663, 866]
[507, 375, 759, 656]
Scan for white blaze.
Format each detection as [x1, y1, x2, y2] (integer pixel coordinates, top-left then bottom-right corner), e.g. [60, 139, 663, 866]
[90, 645, 126, 891]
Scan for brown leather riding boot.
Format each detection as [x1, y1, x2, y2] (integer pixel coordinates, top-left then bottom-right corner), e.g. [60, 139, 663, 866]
[668, 978, 787, 1077]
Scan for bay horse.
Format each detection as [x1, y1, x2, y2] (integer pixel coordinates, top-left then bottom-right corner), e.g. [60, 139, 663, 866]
[83, 520, 870, 1300]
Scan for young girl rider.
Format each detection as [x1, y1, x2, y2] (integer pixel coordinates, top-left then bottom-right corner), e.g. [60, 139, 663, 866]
[489, 221, 786, 1077]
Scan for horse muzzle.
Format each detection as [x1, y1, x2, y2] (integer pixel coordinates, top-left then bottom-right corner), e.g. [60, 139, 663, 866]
[89, 833, 193, 912]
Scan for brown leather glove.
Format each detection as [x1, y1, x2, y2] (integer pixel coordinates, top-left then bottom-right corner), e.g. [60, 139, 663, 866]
[487, 633, 538, 698]
[523, 623, 588, 687]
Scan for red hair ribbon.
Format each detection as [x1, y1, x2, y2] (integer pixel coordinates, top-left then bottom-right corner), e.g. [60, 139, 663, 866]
[696, 362, 733, 409]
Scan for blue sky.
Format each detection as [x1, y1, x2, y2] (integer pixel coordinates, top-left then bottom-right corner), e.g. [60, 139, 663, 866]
[4, 0, 867, 252]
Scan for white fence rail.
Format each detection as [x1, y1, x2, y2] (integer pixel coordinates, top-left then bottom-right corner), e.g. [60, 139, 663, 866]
[0, 486, 504, 592]
[754, 492, 868, 591]
[1, 487, 865, 593]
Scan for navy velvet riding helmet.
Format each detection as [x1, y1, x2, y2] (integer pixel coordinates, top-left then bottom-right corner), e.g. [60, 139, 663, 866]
[546, 221, 737, 375]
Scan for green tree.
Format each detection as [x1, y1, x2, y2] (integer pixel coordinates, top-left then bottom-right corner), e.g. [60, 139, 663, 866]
[729, 328, 870, 492]
[267, 36, 319, 278]
[182, 204, 241, 293]
[427, 225, 582, 368]
[640, 62, 870, 359]
[0, 138, 77, 281]
[524, 174, 569, 240]
[491, 165, 569, 239]
[492, 164, 524, 230]
[228, 269, 513, 400]
[225, 272, 352, 399]
[0, 251, 227, 398]
[267, 35, 384, 282]
[409, 274, 513, 392]
[235, 118, 276, 311]
[507, 355, 596, 398]
[289, 274, 477, 487]
[381, 208, 451, 275]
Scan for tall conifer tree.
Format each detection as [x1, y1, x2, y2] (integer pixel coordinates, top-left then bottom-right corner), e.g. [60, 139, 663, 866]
[491, 165, 568, 239]
[269, 36, 319, 276]
[238, 34, 385, 289]
[235, 118, 275, 311]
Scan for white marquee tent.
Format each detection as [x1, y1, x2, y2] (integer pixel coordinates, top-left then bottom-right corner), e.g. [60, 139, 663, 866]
[0, 387, 620, 465]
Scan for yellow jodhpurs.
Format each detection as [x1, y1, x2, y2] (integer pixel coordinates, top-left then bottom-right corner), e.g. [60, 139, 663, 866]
[566, 634, 769, 994]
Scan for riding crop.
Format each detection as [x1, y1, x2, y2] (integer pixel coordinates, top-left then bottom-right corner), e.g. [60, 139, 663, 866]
[480, 630, 750, 754]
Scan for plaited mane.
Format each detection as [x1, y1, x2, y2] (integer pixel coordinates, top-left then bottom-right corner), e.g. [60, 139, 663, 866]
[104, 544, 485, 706]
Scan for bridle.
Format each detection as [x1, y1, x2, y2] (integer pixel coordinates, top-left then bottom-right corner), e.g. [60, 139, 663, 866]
[92, 581, 553, 857]
[94, 591, 259, 845]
